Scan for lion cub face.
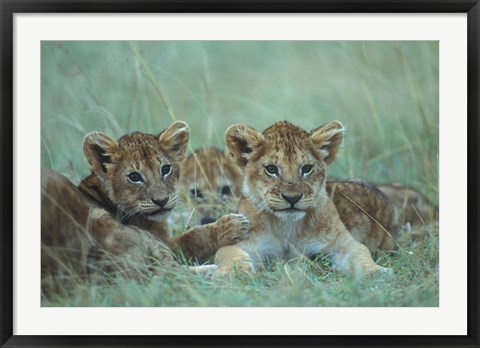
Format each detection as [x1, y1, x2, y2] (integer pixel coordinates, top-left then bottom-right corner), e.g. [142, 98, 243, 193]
[181, 148, 243, 225]
[83, 121, 190, 222]
[226, 121, 344, 222]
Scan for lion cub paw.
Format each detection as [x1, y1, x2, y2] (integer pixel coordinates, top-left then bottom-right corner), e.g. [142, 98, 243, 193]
[212, 246, 255, 280]
[213, 261, 256, 281]
[213, 264, 256, 281]
[214, 213, 250, 247]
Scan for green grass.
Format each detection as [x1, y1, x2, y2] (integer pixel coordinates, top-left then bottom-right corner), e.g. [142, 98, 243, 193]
[41, 41, 439, 307]
[42, 235, 439, 307]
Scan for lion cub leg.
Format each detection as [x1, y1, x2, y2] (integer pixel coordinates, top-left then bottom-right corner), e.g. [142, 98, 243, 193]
[87, 208, 212, 276]
[87, 208, 177, 276]
[327, 227, 395, 281]
[169, 213, 250, 264]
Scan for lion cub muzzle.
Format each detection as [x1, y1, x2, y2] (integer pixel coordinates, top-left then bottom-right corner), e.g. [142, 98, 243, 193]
[152, 196, 169, 209]
[281, 193, 303, 207]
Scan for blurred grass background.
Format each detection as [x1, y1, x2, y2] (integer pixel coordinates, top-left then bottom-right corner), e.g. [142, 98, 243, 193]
[41, 41, 438, 201]
[41, 41, 439, 306]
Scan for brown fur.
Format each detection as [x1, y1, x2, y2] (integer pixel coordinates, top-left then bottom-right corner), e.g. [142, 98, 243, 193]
[376, 183, 437, 227]
[326, 180, 399, 253]
[180, 147, 242, 224]
[214, 121, 394, 280]
[41, 121, 249, 293]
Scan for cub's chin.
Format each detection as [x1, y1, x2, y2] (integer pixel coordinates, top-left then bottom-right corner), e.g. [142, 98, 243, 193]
[273, 208, 306, 222]
[147, 208, 173, 222]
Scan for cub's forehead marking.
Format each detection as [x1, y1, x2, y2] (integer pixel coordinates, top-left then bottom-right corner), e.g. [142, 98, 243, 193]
[118, 133, 164, 159]
[261, 131, 314, 164]
[117, 134, 173, 169]
[157, 155, 170, 164]
[262, 148, 313, 167]
[262, 122, 310, 151]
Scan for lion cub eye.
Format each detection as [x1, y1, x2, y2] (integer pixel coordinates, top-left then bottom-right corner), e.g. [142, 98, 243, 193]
[221, 185, 232, 196]
[190, 188, 204, 199]
[161, 164, 172, 176]
[127, 172, 144, 184]
[301, 165, 314, 176]
[265, 165, 279, 177]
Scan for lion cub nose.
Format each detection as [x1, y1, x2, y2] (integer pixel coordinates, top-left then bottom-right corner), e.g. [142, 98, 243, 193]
[281, 193, 303, 206]
[152, 197, 169, 208]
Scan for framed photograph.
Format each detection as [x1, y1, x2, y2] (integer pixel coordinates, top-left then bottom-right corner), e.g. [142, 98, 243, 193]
[1, 1, 478, 347]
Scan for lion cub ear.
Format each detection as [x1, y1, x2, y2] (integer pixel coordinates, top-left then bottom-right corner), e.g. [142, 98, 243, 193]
[225, 124, 264, 168]
[159, 121, 190, 161]
[310, 121, 345, 165]
[83, 132, 119, 174]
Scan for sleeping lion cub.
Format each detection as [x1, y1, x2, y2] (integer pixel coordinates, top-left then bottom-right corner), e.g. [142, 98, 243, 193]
[180, 147, 242, 225]
[214, 121, 394, 279]
[41, 121, 249, 291]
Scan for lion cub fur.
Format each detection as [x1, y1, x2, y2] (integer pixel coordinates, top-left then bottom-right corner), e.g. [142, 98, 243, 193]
[376, 183, 437, 227]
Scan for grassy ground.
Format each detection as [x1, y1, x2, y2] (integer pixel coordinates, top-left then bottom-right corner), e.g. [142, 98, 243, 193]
[41, 41, 439, 307]
[43, 233, 439, 307]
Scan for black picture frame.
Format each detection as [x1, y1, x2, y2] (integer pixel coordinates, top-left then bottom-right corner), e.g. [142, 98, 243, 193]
[1, 1, 478, 347]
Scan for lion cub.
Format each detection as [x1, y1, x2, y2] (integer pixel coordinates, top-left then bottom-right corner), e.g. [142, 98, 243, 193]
[180, 147, 242, 225]
[41, 121, 249, 290]
[214, 121, 394, 279]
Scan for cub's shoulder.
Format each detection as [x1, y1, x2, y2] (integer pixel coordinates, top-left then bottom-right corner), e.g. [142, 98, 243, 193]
[42, 168, 76, 189]
[42, 169, 85, 205]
